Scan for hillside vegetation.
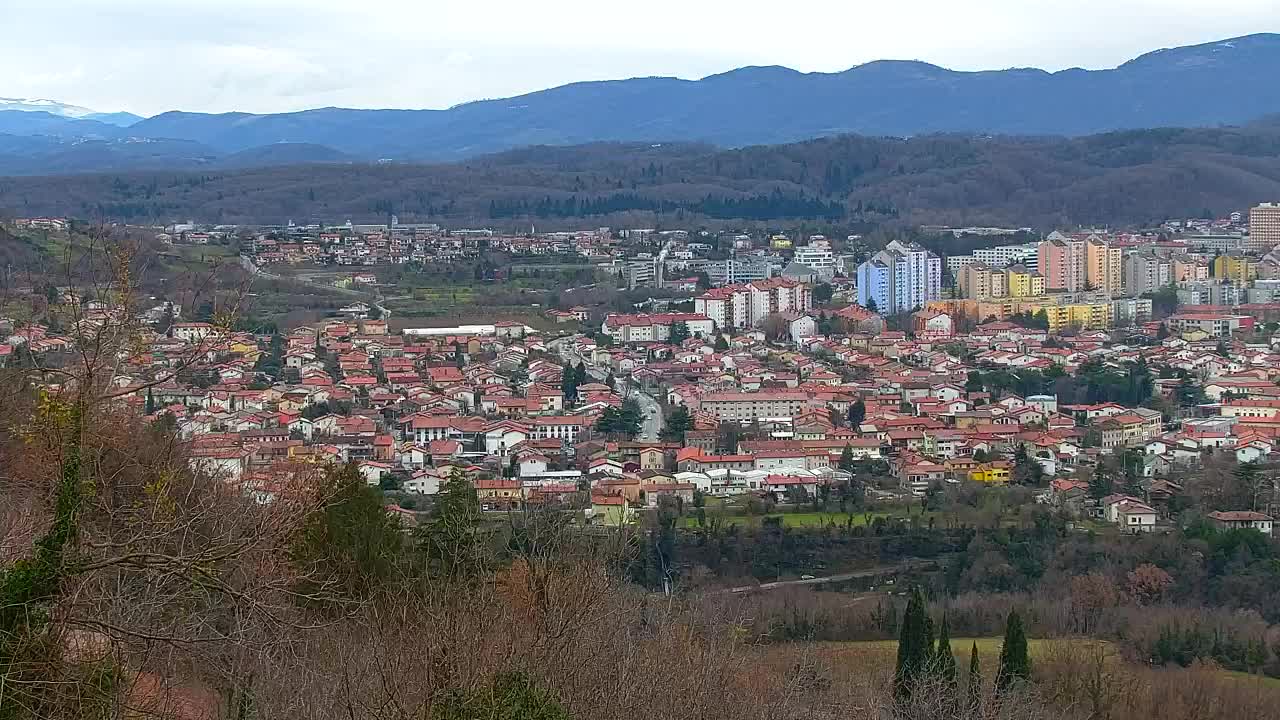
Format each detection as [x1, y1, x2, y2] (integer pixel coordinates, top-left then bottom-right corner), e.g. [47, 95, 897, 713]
[4, 124, 1280, 228]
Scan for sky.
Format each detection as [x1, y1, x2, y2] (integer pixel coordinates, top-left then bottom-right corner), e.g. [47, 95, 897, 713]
[3, 0, 1277, 117]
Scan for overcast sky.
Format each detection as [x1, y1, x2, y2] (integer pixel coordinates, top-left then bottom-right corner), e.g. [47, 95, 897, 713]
[3, 0, 1277, 117]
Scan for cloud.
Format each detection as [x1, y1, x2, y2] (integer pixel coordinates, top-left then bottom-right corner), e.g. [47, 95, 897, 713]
[0, 0, 1275, 116]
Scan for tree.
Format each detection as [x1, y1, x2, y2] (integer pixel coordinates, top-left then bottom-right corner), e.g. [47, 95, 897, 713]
[561, 365, 580, 403]
[453, 342, 466, 369]
[1126, 563, 1173, 605]
[996, 610, 1031, 693]
[713, 334, 729, 352]
[967, 642, 982, 713]
[668, 320, 690, 345]
[936, 614, 959, 701]
[847, 399, 866, 427]
[416, 469, 487, 580]
[839, 443, 856, 472]
[894, 586, 931, 700]
[145, 388, 156, 415]
[292, 463, 405, 601]
[1012, 444, 1045, 486]
[761, 313, 789, 343]
[965, 370, 984, 395]
[865, 296, 879, 314]
[813, 282, 834, 303]
[694, 271, 712, 291]
[662, 405, 694, 442]
[432, 672, 569, 720]
[1089, 461, 1114, 500]
[157, 302, 175, 336]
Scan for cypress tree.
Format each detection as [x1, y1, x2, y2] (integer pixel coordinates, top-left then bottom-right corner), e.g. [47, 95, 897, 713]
[145, 388, 156, 415]
[894, 586, 930, 700]
[997, 610, 1031, 692]
[935, 615, 957, 683]
[967, 642, 982, 713]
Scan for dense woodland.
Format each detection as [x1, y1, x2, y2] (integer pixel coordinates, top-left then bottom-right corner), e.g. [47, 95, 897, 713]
[5, 122, 1280, 229]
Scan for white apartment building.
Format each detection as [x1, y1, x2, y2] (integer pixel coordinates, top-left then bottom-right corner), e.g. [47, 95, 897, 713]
[601, 313, 716, 343]
[793, 239, 836, 279]
[694, 278, 812, 330]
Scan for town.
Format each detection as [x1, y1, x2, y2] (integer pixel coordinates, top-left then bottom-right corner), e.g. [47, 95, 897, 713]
[5, 204, 1280, 538]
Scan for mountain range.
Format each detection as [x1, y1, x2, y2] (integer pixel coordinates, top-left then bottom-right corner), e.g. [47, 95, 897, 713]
[3, 33, 1280, 175]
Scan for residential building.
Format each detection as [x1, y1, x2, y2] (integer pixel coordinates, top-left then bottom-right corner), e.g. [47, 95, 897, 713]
[793, 239, 836, 279]
[1124, 251, 1172, 297]
[694, 279, 811, 330]
[698, 392, 809, 423]
[1207, 511, 1273, 536]
[601, 313, 715, 343]
[1085, 237, 1122, 294]
[972, 242, 1039, 268]
[1038, 233, 1088, 291]
[1248, 203, 1280, 253]
[856, 240, 942, 314]
[1212, 253, 1256, 286]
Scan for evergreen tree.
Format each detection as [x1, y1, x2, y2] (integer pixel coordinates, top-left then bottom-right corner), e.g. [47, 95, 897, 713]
[839, 443, 855, 472]
[662, 405, 694, 442]
[967, 642, 982, 713]
[668, 321, 690, 345]
[713, 334, 729, 352]
[145, 388, 156, 415]
[415, 469, 487, 580]
[997, 610, 1031, 693]
[894, 586, 930, 700]
[1089, 462, 1114, 500]
[846, 399, 866, 426]
[936, 615, 957, 683]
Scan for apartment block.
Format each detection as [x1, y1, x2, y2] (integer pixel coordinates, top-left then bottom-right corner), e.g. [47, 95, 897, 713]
[1249, 203, 1280, 253]
[856, 240, 942, 314]
[698, 391, 810, 423]
[694, 278, 812, 330]
[601, 313, 716, 343]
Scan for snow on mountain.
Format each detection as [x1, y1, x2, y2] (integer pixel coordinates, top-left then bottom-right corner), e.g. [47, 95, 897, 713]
[0, 97, 99, 118]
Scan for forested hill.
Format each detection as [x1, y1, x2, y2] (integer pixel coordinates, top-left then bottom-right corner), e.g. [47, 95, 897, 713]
[5, 123, 1280, 229]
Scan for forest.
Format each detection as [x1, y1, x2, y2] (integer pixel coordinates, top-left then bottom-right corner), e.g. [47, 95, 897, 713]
[4, 121, 1280, 229]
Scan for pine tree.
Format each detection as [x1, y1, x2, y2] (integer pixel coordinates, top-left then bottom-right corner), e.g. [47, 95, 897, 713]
[967, 642, 982, 713]
[997, 610, 1031, 693]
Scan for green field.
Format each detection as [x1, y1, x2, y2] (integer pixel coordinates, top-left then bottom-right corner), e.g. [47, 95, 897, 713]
[680, 506, 929, 529]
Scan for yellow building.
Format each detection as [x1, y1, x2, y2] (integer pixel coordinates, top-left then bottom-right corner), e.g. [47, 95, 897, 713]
[1039, 303, 1114, 332]
[1004, 267, 1045, 298]
[1212, 254, 1256, 286]
[1085, 239, 1123, 294]
[970, 462, 1011, 484]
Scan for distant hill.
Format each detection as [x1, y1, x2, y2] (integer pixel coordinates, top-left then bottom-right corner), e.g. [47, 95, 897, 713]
[5, 124, 1280, 229]
[3, 34, 1280, 173]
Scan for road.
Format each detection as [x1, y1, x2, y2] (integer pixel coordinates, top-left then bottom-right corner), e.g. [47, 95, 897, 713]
[551, 338, 664, 442]
[239, 255, 390, 320]
[720, 561, 941, 594]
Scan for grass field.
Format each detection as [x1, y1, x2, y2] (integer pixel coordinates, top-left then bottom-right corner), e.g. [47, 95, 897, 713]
[679, 506, 929, 529]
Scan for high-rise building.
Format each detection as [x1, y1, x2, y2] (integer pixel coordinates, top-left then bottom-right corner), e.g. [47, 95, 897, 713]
[1085, 238, 1123, 294]
[856, 240, 941, 314]
[1248, 203, 1280, 253]
[1123, 251, 1172, 297]
[1212, 253, 1256, 286]
[1038, 233, 1088, 292]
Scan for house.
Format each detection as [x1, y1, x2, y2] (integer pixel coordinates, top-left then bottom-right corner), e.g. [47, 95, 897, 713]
[475, 479, 524, 510]
[1101, 494, 1158, 533]
[969, 461, 1011, 485]
[589, 494, 635, 526]
[1207, 511, 1274, 536]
